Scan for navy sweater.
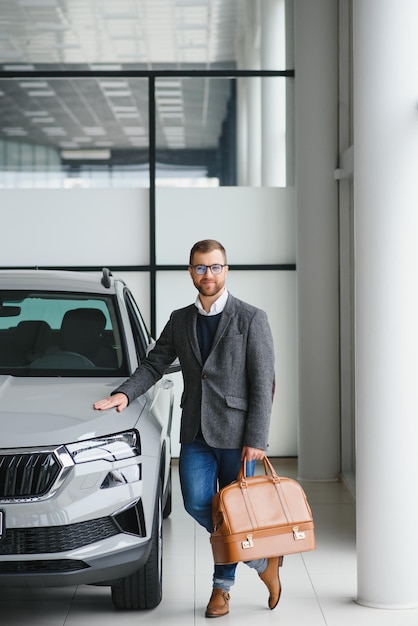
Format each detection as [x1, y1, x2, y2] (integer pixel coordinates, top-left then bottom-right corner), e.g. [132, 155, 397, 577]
[196, 312, 222, 362]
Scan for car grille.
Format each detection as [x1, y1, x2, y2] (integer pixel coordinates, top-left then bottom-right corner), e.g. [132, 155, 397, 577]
[0, 560, 88, 574]
[0, 451, 61, 499]
[0, 517, 119, 555]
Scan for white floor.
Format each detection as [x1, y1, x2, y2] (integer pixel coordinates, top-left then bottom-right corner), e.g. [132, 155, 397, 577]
[1, 458, 418, 625]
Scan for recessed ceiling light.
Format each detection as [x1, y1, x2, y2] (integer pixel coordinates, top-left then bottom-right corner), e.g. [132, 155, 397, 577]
[160, 113, 184, 118]
[3, 65, 35, 71]
[24, 110, 50, 116]
[42, 127, 66, 135]
[156, 98, 182, 104]
[82, 127, 106, 136]
[111, 106, 137, 112]
[100, 81, 129, 89]
[115, 113, 139, 119]
[28, 91, 56, 97]
[155, 81, 182, 88]
[19, 82, 49, 88]
[89, 64, 122, 71]
[123, 127, 145, 136]
[32, 117, 55, 123]
[159, 105, 183, 111]
[156, 90, 182, 97]
[60, 149, 111, 160]
[3, 127, 27, 135]
[105, 91, 132, 97]
[19, 0, 57, 7]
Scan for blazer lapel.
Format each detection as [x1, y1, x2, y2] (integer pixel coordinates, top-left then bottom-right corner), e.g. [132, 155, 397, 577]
[186, 306, 202, 364]
[206, 295, 234, 357]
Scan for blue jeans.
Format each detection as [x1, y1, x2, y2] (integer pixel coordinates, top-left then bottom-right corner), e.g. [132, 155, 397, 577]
[179, 435, 265, 591]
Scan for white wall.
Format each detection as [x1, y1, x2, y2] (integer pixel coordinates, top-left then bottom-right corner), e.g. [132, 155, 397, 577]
[0, 188, 149, 267]
[1, 186, 297, 457]
[156, 187, 295, 265]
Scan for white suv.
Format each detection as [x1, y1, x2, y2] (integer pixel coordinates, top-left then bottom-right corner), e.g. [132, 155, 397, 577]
[0, 269, 175, 610]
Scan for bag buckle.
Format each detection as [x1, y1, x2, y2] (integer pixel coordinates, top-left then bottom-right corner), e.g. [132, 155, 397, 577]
[293, 525, 306, 541]
[242, 534, 254, 549]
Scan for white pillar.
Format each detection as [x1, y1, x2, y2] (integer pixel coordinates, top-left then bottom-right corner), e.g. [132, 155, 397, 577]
[354, 0, 418, 608]
[260, 0, 286, 186]
[294, 0, 340, 480]
[245, 0, 262, 187]
[236, 0, 261, 186]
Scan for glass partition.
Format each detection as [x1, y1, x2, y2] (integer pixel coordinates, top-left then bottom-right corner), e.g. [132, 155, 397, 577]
[0, 77, 149, 188]
[155, 76, 234, 187]
[155, 76, 292, 188]
[0, 74, 292, 189]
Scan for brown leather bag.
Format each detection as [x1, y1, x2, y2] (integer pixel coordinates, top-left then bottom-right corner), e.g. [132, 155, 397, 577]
[210, 456, 316, 564]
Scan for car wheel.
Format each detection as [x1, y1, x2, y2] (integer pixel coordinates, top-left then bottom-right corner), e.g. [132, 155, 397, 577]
[162, 466, 172, 519]
[111, 482, 163, 610]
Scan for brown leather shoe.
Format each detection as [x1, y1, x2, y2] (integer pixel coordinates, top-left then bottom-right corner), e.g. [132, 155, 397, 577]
[258, 556, 283, 609]
[205, 588, 230, 618]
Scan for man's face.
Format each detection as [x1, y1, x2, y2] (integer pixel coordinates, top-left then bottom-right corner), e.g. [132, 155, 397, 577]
[188, 249, 229, 298]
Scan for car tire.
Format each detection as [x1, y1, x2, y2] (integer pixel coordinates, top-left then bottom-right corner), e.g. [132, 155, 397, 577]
[111, 482, 163, 610]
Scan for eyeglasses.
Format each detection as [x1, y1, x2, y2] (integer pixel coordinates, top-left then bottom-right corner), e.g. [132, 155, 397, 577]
[189, 264, 227, 275]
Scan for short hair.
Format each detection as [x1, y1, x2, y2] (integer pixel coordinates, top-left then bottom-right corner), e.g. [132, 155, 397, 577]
[189, 239, 227, 265]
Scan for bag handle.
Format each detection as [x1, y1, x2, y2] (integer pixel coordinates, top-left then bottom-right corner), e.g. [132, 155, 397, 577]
[237, 455, 280, 485]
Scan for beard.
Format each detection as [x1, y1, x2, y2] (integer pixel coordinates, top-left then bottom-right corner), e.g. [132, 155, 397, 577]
[195, 279, 224, 298]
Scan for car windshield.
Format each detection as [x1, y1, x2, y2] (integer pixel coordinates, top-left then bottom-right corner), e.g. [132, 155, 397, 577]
[0, 291, 128, 377]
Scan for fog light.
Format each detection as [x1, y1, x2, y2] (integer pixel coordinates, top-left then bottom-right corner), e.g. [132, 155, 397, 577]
[101, 464, 141, 489]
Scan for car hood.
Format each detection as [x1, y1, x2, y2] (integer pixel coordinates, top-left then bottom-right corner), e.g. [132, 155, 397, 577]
[0, 375, 146, 449]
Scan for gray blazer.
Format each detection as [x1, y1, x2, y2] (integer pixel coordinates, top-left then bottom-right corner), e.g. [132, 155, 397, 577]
[115, 293, 275, 450]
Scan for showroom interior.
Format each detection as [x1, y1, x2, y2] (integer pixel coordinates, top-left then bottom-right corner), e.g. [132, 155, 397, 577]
[1, 0, 418, 624]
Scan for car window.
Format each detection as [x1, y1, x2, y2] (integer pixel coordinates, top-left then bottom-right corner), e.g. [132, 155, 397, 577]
[0, 291, 128, 377]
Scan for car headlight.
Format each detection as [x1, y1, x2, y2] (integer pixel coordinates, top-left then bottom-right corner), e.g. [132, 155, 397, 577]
[66, 430, 141, 464]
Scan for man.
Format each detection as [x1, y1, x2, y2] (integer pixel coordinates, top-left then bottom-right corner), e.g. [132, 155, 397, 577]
[94, 239, 281, 617]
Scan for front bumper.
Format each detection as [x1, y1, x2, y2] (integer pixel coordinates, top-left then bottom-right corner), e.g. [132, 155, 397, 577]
[0, 529, 152, 587]
[0, 457, 160, 587]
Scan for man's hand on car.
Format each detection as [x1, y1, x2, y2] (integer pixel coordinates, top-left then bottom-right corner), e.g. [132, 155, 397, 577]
[93, 392, 128, 412]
